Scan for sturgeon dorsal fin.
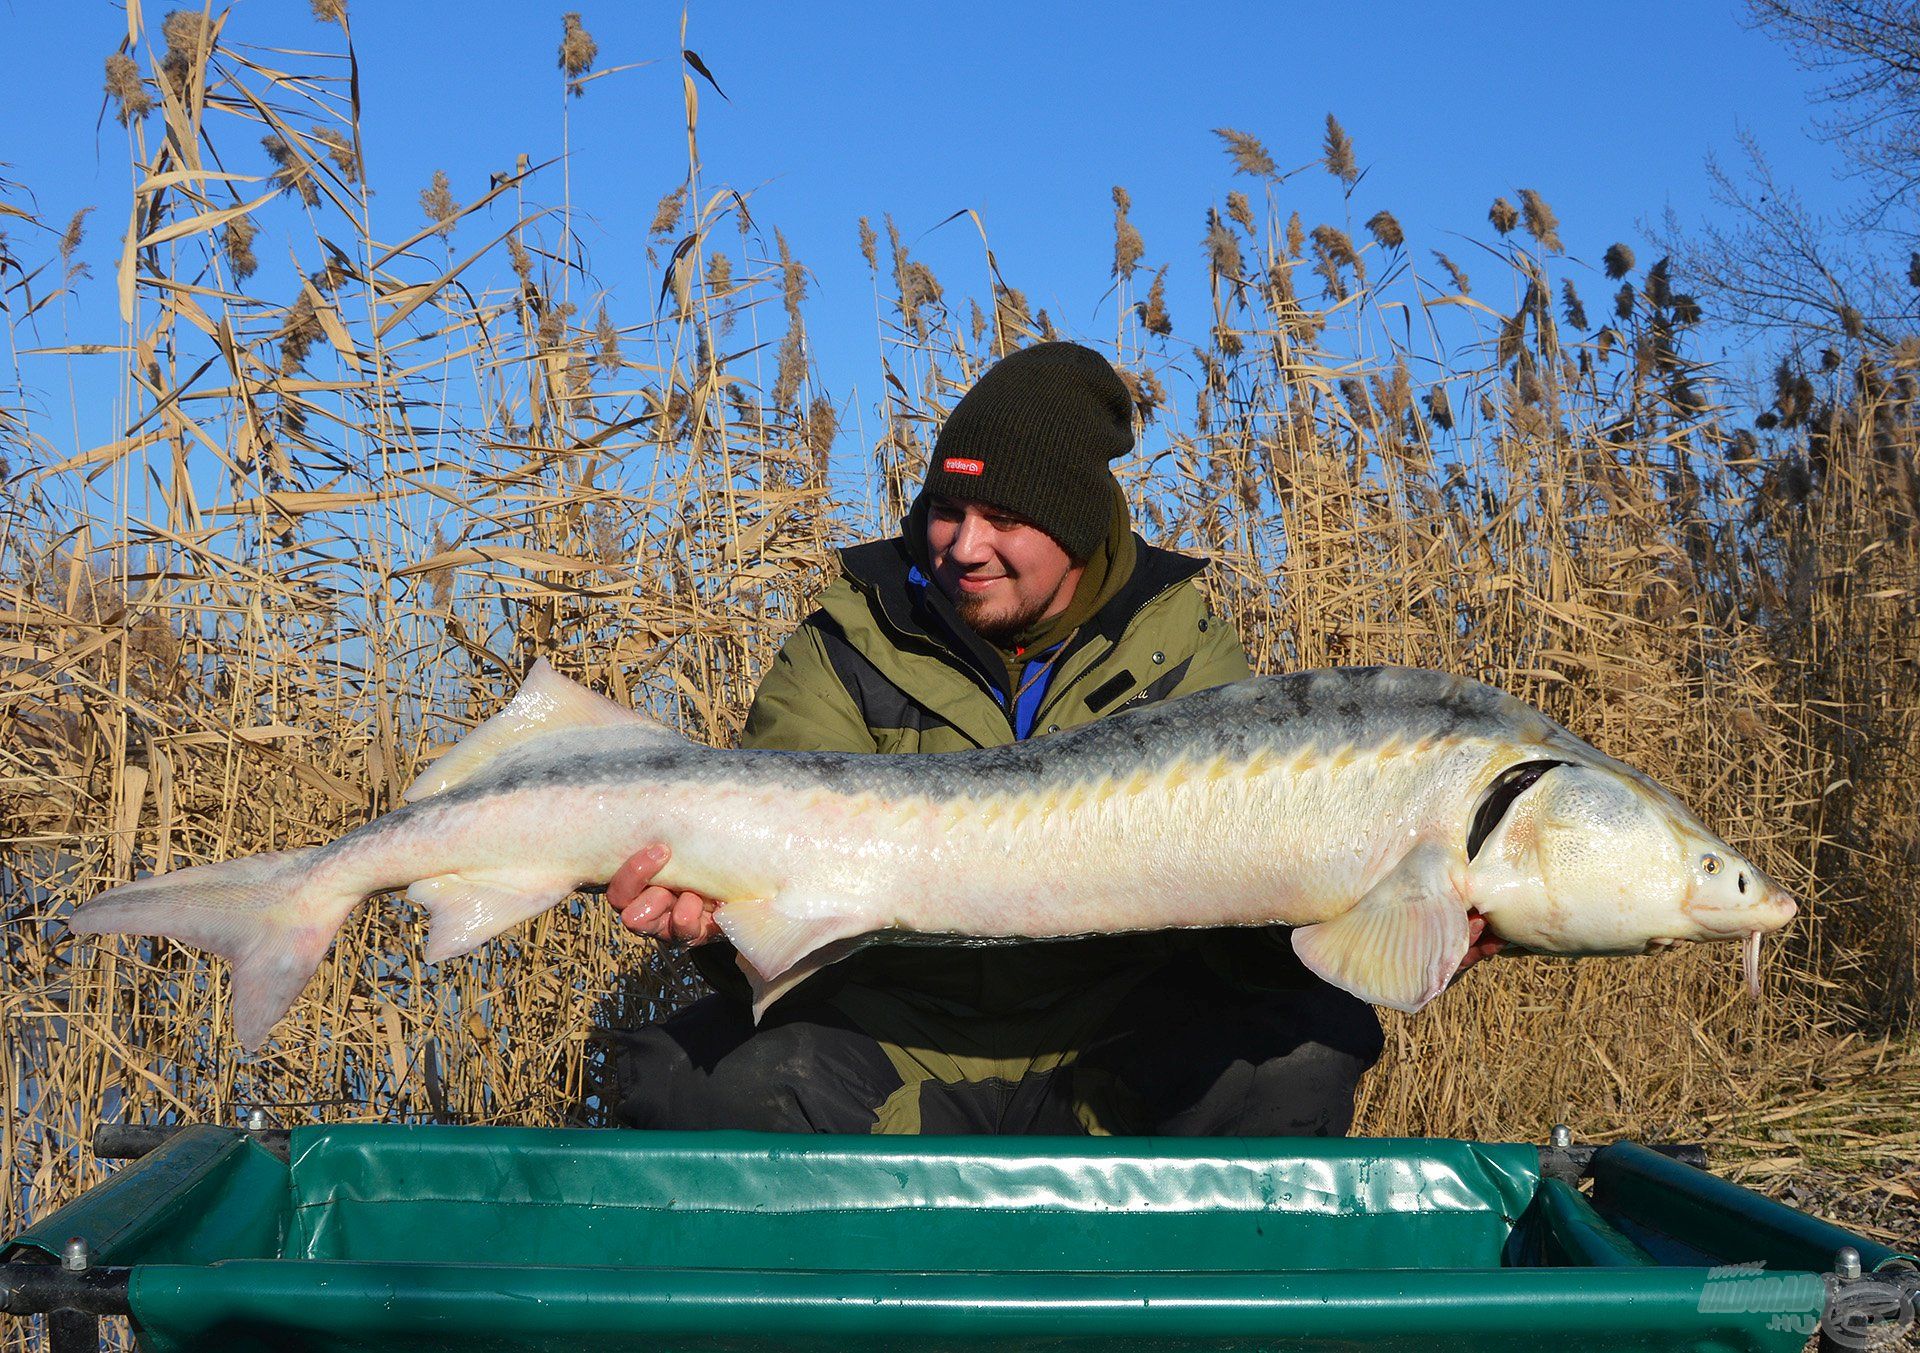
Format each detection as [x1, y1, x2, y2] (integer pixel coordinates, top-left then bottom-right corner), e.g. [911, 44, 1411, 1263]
[404, 657, 686, 801]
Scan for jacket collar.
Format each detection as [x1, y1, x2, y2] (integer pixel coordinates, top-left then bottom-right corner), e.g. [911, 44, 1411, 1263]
[836, 537, 1010, 700]
[835, 534, 1207, 701]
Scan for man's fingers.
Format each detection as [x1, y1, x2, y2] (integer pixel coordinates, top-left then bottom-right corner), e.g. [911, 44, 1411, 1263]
[617, 885, 719, 944]
[670, 890, 718, 944]
[618, 884, 678, 937]
[1453, 910, 1505, 975]
[606, 843, 671, 910]
[1463, 939, 1504, 973]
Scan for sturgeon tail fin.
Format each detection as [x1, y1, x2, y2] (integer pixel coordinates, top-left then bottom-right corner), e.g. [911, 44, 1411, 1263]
[70, 848, 360, 1051]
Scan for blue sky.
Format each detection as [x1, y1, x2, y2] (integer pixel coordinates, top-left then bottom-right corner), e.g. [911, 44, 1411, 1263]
[2, 0, 1852, 456]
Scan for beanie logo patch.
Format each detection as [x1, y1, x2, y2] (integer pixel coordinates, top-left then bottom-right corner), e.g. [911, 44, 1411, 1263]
[941, 456, 985, 476]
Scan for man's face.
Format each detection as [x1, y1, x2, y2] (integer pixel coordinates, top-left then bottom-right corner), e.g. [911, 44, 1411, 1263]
[925, 495, 1085, 642]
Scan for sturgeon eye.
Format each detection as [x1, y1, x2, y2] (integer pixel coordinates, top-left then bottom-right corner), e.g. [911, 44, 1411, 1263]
[1701, 854, 1722, 875]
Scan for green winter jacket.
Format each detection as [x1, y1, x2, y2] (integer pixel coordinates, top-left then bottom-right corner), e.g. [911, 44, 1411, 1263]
[743, 536, 1251, 756]
[687, 525, 1303, 1040]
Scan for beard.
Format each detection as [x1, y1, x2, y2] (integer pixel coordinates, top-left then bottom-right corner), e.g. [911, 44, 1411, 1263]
[951, 588, 1054, 643]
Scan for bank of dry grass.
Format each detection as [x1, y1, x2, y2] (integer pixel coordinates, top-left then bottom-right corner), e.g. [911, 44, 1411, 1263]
[2, 8, 1916, 1280]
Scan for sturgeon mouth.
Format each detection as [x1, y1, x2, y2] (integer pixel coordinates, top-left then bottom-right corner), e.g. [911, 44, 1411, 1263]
[1743, 928, 1762, 998]
[1466, 760, 1570, 860]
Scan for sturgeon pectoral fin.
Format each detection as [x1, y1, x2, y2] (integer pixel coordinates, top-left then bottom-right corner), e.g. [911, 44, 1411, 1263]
[408, 871, 577, 962]
[1290, 841, 1470, 1013]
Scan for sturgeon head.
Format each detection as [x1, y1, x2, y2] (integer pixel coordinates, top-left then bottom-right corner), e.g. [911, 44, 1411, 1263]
[1462, 754, 1797, 991]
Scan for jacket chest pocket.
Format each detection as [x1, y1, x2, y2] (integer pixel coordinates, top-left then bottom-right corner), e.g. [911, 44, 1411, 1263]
[1079, 654, 1195, 720]
[1083, 669, 1139, 714]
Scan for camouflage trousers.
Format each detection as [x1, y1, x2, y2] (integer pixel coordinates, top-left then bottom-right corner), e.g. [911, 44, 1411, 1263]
[599, 955, 1384, 1136]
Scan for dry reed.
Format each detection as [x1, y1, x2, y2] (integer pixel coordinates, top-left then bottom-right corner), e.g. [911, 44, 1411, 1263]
[2, 17, 1916, 1348]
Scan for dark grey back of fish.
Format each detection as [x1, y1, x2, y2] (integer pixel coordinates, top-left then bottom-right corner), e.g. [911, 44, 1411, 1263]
[442, 665, 1576, 806]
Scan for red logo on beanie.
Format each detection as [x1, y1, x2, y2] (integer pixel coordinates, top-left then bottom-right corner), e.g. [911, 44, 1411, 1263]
[942, 456, 985, 476]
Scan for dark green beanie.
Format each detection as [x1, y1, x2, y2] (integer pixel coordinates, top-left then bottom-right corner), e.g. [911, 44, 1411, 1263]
[917, 341, 1133, 561]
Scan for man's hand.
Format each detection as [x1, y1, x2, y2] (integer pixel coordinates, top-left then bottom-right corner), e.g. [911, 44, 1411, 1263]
[606, 844, 722, 945]
[1455, 909, 1506, 976]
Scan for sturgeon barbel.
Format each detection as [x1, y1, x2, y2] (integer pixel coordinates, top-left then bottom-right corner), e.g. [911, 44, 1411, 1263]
[72, 661, 1796, 1049]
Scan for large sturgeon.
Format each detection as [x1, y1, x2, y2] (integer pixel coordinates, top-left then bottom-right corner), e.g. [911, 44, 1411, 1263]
[72, 661, 1796, 1049]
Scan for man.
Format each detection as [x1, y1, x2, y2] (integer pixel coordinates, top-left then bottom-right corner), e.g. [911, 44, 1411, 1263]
[596, 341, 1393, 1135]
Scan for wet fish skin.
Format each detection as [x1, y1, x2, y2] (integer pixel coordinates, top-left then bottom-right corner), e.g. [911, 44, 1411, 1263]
[69, 661, 1796, 1050]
